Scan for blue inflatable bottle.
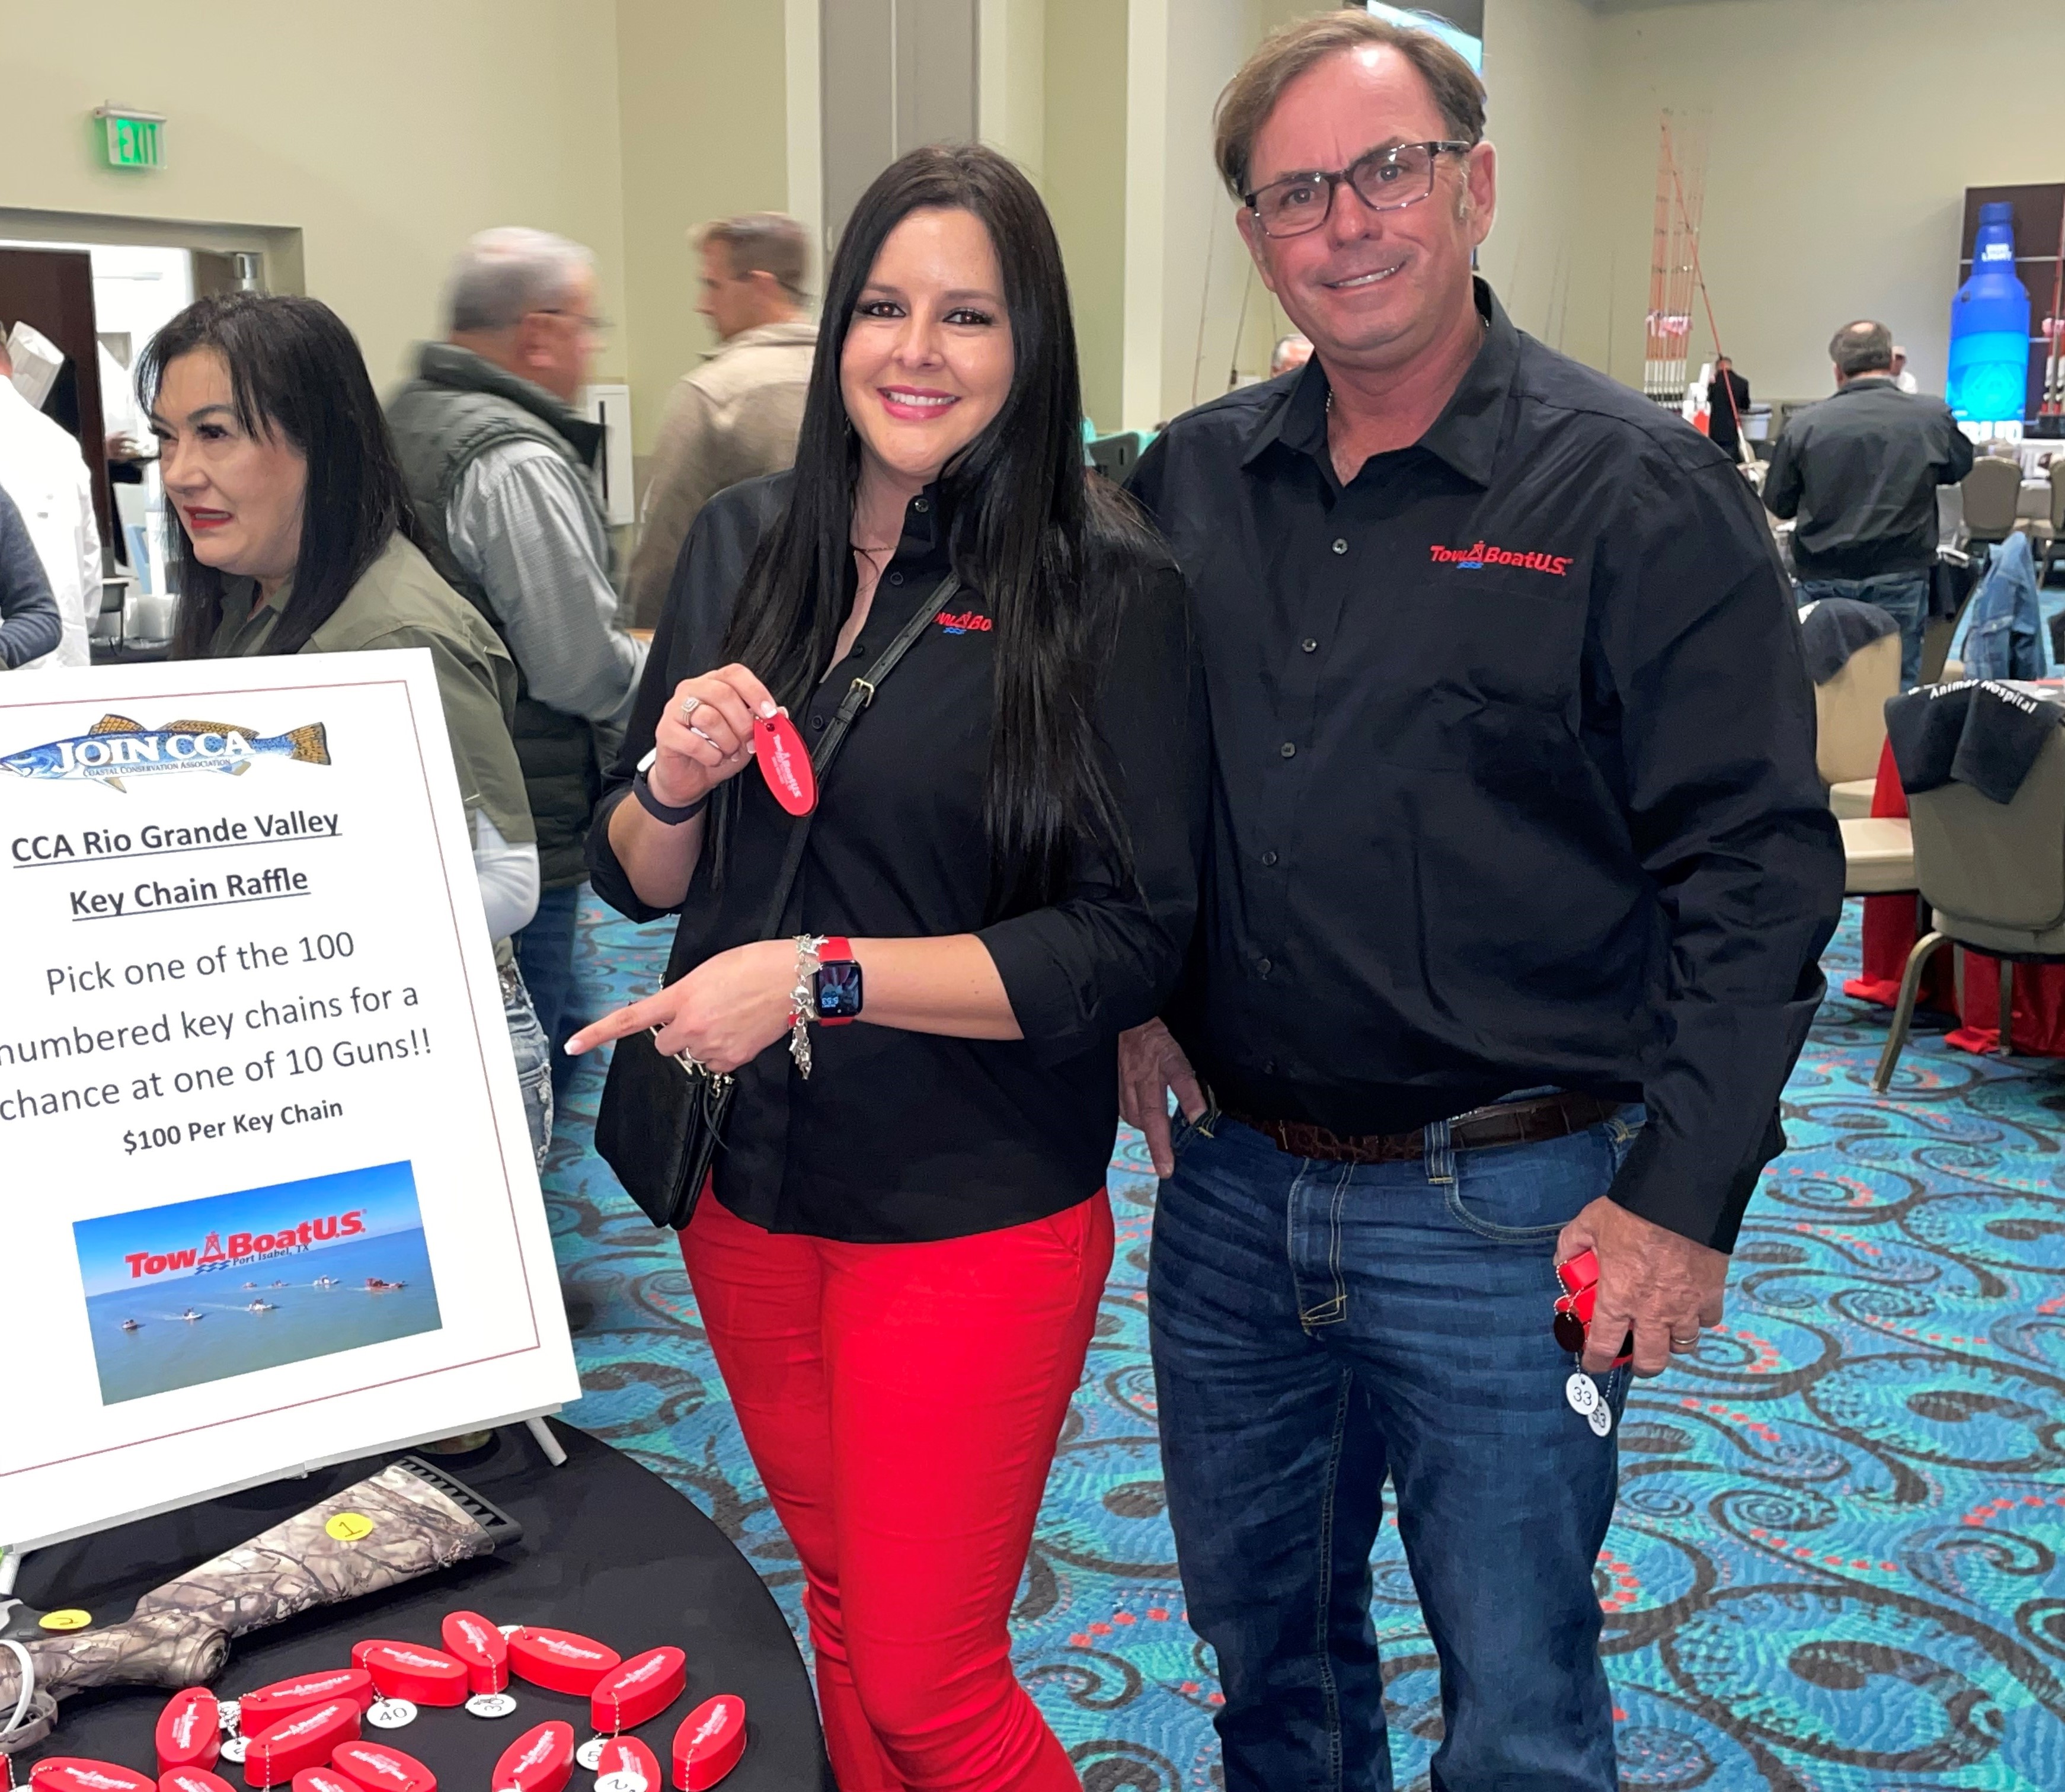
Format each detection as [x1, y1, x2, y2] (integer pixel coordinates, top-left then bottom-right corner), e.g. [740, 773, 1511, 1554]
[1948, 201, 2031, 423]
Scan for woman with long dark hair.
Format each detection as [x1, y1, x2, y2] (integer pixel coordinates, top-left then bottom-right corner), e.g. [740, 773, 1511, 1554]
[569, 145, 1203, 1790]
[140, 293, 554, 1163]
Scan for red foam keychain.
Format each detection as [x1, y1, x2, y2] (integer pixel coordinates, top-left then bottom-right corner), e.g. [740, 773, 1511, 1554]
[506, 1628, 621, 1697]
[288, 1772, 360, 1792]
[669, 1697, 746, 1792]
[591, 1739, 660, 1792]
[358, 1643, 466, 1708]
[30, 1762, 158, 1792]
[241, 1671, 374, 1729]
[589, 1647, 686, 1735]
[327, 1743, 434, 1792]
[161, 1770, 238, 1792]
[156, 1688, 222, 1773]
[755, 712, 816, 816]
[489, 1722, 574, 1792]
[1552, 1249, 1634, 1367]
[440, 1611, 509, 1695]
[244, 1702, 362, 1790]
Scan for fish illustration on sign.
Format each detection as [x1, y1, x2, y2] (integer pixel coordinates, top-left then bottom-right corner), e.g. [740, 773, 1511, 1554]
[0, 713, 330, 792]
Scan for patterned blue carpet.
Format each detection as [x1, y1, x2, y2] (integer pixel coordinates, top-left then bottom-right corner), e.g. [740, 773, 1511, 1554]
[544, 897, 2065, 1791]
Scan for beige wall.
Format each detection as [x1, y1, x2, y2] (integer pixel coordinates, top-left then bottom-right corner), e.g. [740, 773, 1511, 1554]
[1478, 0, 1604, 367]
[614, 0, 792, 459]
[1578, 0, 2065, 405]
[0, 0, 628, 391]
[1043, 0, 1130, 431]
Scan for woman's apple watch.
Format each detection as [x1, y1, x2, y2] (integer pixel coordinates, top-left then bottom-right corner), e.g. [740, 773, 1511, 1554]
[633, 747, 709, 825]
[813, 936, 862, 1025]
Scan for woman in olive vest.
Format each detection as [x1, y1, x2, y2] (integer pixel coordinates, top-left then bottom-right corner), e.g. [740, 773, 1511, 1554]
[139, 292, 554, 1163]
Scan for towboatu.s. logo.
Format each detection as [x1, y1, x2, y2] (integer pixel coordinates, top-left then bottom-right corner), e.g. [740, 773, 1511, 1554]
[0, 713, 330, 792]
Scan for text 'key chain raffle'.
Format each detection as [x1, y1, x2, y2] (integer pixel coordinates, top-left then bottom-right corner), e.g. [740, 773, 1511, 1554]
[756, 713, 816, 816]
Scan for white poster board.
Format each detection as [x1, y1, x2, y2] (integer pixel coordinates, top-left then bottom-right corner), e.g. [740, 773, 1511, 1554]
[0, 651, 580, 1550]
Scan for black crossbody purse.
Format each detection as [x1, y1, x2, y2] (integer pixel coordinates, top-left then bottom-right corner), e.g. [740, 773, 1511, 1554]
[593, 578, 958, 1230]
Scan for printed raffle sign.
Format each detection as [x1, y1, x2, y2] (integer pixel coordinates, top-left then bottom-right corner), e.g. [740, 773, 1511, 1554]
[0, 652, 579, 1548]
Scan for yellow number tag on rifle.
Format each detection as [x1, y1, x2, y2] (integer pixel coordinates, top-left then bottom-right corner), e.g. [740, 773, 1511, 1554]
[325, 1511, 375, 1543]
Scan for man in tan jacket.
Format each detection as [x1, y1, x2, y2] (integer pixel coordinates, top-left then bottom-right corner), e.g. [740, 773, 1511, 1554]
[624, 213, 817, 628]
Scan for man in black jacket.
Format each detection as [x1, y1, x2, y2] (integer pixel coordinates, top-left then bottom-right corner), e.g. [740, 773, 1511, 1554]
[1765, 318, 1973, 686]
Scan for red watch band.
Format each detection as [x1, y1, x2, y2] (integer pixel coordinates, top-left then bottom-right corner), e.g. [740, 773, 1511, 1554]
[817, 936, 855, 1026]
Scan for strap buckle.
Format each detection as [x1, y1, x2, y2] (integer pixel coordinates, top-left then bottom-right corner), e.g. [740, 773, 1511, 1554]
[848, 676, 877, 709]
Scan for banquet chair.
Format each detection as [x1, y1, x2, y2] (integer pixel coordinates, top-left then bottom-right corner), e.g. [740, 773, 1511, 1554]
[1816, 631, 1900, 818]
[2042, 462, 2065, 585]
[1873, 725, 2065, 1090]
[1961, 455, 2024, 552]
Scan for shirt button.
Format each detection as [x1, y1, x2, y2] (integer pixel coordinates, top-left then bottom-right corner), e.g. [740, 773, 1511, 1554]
[1262, 1059, 1277, 1076]
[1331, 538, 1348, 555]
[810, 714, 825, 731]
[1301, 638, 1318, 653]
[1261, 850, 1278, 866]
[912, 497, 929, 513]
[852, 642, 867, 657]
[1256, 956, 1272, 977]
[1279, 742, 1296, 759]
[888, 571, 904, 586]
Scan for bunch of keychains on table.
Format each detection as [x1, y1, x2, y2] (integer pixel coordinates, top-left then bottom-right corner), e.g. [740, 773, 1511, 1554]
[7, 1614, 747, 1792]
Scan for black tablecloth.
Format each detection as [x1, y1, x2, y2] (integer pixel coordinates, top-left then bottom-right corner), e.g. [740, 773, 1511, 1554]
[8, 1421, 827, 1790]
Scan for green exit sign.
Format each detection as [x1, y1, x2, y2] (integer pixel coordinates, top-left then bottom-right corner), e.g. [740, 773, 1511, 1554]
[94, 107, 165, 170]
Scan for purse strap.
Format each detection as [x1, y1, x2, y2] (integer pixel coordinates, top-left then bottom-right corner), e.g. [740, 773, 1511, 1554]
[753, 573, 959, 940]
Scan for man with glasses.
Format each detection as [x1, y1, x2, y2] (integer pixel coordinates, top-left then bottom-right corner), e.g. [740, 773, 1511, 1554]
[1121, 15, 1841, 1789]
[389, 227, 647, 1094]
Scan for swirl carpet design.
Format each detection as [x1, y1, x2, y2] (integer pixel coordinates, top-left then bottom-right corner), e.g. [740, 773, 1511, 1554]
[548, 897, 2065, 1790]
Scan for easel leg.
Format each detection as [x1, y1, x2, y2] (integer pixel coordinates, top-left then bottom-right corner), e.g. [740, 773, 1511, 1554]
[523, 1417, 567, 1467]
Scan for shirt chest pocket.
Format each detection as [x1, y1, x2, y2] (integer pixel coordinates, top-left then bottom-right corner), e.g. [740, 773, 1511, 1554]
[1359, 574, 1588, 769]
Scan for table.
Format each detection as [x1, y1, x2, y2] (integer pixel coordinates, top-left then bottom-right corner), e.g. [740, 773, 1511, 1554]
[7, 1422, 828, 1791]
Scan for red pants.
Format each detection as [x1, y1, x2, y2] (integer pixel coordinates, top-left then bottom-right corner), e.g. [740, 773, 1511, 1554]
[680, 1189, 1113, 1792]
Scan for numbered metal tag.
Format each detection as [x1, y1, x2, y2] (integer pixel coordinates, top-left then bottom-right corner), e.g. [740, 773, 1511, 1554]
[467, 1693, 519, 1720]
[574, 1738, 609, 1771]
[1587, 1401, 1613, 1438]
[366, 1698, 418, 1730]
[595, 1774, 648, 1792]
[216, 1739, 248, 1766]
[1564, 1372, 1600, 1418]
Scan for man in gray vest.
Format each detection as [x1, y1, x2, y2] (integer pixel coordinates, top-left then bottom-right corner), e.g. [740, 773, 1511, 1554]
[388, 227, 647, 1095]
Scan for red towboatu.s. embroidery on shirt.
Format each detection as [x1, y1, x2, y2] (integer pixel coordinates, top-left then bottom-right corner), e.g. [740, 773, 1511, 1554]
[1429, 540, 1572, 575]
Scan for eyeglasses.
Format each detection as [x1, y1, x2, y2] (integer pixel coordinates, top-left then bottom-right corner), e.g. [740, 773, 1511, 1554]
[536, 307, 612, 341]
[1244, 140, 1475, 238]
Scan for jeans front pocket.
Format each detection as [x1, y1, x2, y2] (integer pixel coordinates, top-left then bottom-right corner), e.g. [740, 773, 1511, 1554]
[1441, 1119, 1623, 1244]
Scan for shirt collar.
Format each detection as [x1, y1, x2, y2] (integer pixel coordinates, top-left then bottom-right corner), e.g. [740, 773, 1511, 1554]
[1836, 376, 1898, 395]
[1241, 277, 1517, 489]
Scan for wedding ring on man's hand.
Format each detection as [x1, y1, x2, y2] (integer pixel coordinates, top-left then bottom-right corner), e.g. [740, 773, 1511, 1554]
[1668, 1334, 1700, 1352]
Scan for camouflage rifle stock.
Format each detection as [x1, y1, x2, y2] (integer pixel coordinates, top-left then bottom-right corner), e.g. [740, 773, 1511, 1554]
[0, 1457, 519, 1755]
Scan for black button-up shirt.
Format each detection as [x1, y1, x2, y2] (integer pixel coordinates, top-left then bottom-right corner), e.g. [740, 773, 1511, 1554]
[1129, 280, 1843, 1252]
[1763, 375, 1973, 580]
[589, 473, 1204, 1243]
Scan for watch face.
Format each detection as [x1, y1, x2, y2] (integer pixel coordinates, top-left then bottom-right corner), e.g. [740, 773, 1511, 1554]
[815, 960, 863, 1019]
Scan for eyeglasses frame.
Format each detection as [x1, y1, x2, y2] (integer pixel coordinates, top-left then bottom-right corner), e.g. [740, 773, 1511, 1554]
[1243, 139, 1478, 239]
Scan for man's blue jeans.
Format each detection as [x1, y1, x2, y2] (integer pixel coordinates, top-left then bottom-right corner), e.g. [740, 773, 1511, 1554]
[1149, 1105, 1644, 1792]
[1797, 571, 1930, 688]
[516, 881, 587, 1100]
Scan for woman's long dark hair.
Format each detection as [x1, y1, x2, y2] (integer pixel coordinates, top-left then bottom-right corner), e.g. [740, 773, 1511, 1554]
[139, 293, 423, 660]
[723, 143, 1157, 916]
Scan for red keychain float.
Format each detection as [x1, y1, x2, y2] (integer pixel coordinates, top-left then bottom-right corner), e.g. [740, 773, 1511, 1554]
[161, 1770, 237, 1792]
[669, 1697, 746, 1791]
[239, 1672, 373, 1729]
[242, 1701, 362, 1788]
[489, 1722, 574, 1792]
[440, 1612, 510, 1695]
[506, 1628, 620, 1697]
[358, 1644, 466, 1708]
[289, 1771, 360, 1792]
[30, 1762, 157, 1792]
[589, 1648, 686, 1735]
[327, 1743, 433, 1792]
[156, 1689, 222, 1773]
[591, 1739, 661, 1792]
[755, 712, 816, 816]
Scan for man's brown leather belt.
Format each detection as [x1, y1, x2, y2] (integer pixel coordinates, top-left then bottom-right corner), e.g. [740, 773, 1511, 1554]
[1223, 1092, 1622, 1164]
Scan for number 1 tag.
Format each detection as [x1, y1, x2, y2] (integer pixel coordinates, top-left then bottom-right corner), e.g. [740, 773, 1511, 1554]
[757, 713, 816, 816]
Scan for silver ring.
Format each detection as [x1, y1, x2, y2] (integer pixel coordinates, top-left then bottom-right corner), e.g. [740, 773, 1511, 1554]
[679, 695, 702, 722]
[1668, 1335, 1700, 1351]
